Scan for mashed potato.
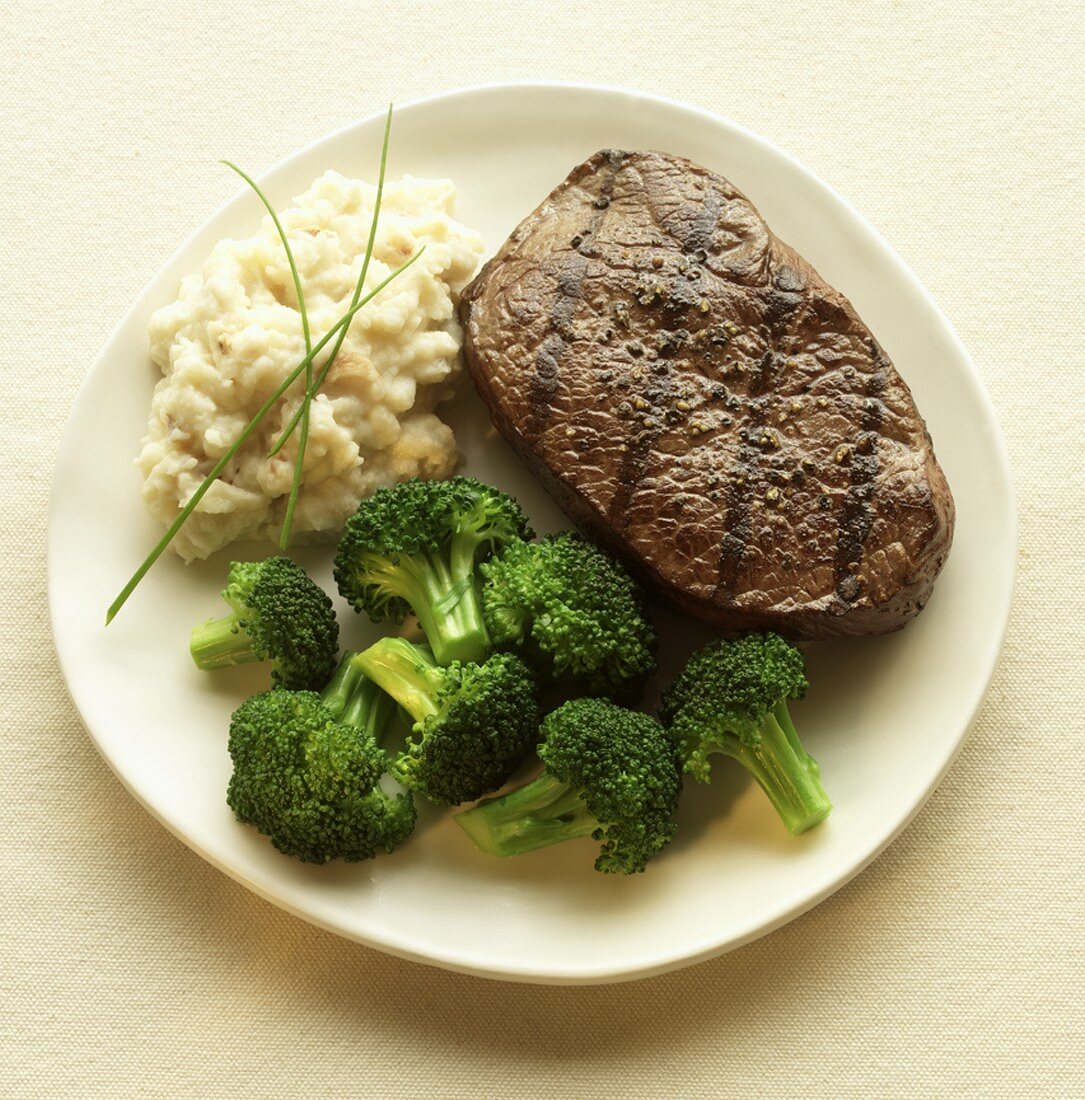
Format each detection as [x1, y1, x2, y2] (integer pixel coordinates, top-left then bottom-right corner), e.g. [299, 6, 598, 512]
[139, 170, 484, 561]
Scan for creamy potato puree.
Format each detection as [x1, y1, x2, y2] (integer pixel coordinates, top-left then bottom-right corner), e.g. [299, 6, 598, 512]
[139, 171, 483, 560]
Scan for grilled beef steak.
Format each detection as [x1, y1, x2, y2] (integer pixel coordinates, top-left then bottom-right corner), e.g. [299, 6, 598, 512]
[460, 150, 954, 638]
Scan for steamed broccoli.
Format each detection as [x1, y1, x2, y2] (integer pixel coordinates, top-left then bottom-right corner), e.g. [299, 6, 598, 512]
[660, 632, 831, 835]
[355, 636, 540, 806]
[190, 557, 338, 690]
[455, 697, 682, 874]
[226, 653, 415, 863]
[480, 532, 658, 702]
[333, 477, 532, 665]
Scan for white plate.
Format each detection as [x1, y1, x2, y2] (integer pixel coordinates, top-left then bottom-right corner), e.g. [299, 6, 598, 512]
[48, 83, 1015, 985]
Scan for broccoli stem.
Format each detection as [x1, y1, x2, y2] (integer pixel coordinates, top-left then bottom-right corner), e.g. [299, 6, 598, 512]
[455, 770, 599, 857]
[343, 678, 396, 743]
[321, 654, 397, 743]
[425, 537, 490, 664]
[319, 654, 363, 717]
[189, 614, 258, 671]
[728, 703, 832, 835]
[773, 700, 822, 778]
[354, 638, 442, 724]
[386, 548, 490, 665]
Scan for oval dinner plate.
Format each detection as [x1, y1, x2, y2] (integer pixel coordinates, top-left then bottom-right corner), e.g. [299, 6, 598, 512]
[48, 83, 1015, 984]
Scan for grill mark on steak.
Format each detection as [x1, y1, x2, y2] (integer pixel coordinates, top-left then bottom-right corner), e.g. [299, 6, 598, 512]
[715, 406, 761, 592]
[527, 156, 623, 435]
[608, 361, 675, 528]
[832, 346, 888, 601]
[527, 258, 588, 433]
[608, 179, 720, 527]
[716, 289, 803, 594]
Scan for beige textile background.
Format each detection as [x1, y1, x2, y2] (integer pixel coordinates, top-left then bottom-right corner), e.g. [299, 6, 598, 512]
[3, 2, 1083, 1097]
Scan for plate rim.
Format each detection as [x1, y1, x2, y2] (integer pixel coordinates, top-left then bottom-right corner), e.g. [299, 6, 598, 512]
[47, 80, 1017, 985]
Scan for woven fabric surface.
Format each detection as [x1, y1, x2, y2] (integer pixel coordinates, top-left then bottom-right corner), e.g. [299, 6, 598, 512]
[2, 2, 1083, 1097]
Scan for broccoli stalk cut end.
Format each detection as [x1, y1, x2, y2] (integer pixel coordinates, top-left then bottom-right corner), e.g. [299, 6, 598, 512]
[190, 612, 260, 671]
[727, 702, 831, 836]
[456, 771, 599, 858]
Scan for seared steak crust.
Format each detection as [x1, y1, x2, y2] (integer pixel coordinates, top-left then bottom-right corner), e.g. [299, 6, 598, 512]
[460, 150, 954, 638]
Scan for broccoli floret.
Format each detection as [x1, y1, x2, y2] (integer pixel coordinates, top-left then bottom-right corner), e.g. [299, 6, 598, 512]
[355, 636, 540, 806]
[333, 477, 532, 665]
[456, 697, 682, 874]
[226, 653, 415, 863]
[659, 632, 831, 835]
[190, 557, 339, 690]
[480, 532, 658, 702]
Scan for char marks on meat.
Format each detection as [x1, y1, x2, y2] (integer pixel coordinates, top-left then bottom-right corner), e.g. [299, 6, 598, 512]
[460, 150, 954, 638]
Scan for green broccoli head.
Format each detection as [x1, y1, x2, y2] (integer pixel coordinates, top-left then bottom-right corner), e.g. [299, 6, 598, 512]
[456, 697, 682, 874]
[355, 637, 540, 806]
[659, 633, 830, 835]
[333, 477, 533, 664]
[480, 532, 658, 703]
[226, 656, 415, 863]
[190, 557, 339, 691]
[659, 632, 807, 778]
